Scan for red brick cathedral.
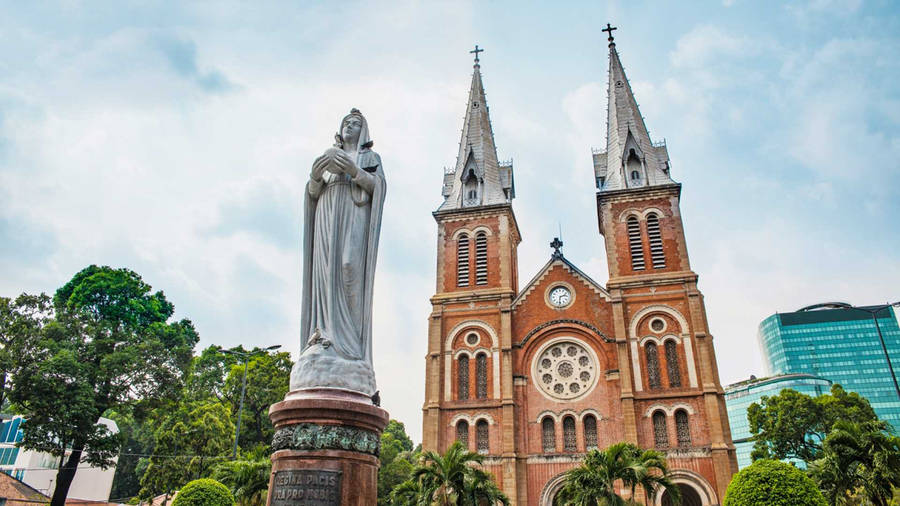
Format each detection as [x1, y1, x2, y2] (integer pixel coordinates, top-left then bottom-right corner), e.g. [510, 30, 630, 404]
[422, 36, 737, 505]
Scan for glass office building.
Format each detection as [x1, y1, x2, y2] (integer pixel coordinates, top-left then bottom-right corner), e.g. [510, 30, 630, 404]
[758, 303, 900, 431]
[724, 373, 832, 469]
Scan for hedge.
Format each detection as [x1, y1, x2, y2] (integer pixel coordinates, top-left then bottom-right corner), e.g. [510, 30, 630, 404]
[171, 478, 235, 506]
[723, 459, 826, 506]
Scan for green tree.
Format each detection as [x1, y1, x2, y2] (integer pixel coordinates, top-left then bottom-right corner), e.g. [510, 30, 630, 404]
[378, 420, 418, 505]
[555, 442, 680, 506]
[809, 420, 900, 506]
[212, 457, 271, 506]
[171, 478, 235, 506]
[747, 384, 877, 462]
[0, 294, 54, 412]
[222, 350, 291, 450]
[10, 266, 199, 506]
[724, 459, 826, 506]
[185, 345, 243, 403]
[391, 441, 509, 505]
[139, 401, 235, 502]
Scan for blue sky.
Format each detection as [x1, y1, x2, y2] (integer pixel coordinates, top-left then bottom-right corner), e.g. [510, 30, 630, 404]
[1, 0, 898, 443]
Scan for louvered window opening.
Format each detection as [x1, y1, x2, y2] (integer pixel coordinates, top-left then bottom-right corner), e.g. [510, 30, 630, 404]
[541, 418, 555, 453]
[627, 217, 645, 270]
[584, 415, 598, 450]
[653, 411, 669, 448]
[665, 340, 681, 388]
[475, 232, 488, 285]
[456, 421, 469, 448]
[476, 420, 489, 454]
[457, 356, 469, 400]
[676, 410, 691, 447]
[647, 213, 665, 269]
[475, 353, 488, 399]
[457, 235, 470, 287]
[646, 343, 662, 389]
[563, 417, 577, 452]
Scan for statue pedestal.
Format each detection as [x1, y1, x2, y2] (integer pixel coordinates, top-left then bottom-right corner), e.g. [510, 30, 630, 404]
[267, 389, 389, 506]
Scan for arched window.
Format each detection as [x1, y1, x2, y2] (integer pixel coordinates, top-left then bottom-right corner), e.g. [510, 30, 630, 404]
[476, 420, 489, 454]
[583, 415, 598, 450]
[475, 232, 488, 285]
[627, 148, 642, 186]
[665, 340, 681, 388]
[652, 411, 668, 448]
[456, 421, 469, 448]
[457, 355, 469, 400]
[475, 353, 488, 399]
[563, 416, 577, 452]
[457, 234, 470, 287]
[627, 217, 645, 270]
[675, 410, 691, 447]
[541, 417, 556, 453]
[645, 343, 661, 389]
[646, 213, 665, 269]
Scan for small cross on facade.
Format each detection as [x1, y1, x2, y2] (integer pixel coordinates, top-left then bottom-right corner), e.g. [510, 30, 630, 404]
[470, 44, 484, 64]
[602, 23, 617, 44]
[550, 237, 564, 258]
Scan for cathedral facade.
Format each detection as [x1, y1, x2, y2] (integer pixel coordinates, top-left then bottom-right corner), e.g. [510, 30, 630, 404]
[421, 37, 737, 505]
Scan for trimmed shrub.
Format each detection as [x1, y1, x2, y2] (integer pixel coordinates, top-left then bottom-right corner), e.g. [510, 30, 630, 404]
[724, 459, 826, 506]
[172, 478, 235, 506]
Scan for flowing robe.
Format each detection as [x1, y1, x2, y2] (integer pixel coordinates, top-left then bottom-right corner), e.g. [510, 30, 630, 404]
[292, 148, 385, 395]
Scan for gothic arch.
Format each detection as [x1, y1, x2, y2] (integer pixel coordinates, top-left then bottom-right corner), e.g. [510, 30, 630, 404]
[579, 408, 602, 421]
[628, 305, 689, 339]
[539, 472, 568, 506]
[452, 349, 473, 359]
[629, 306, 697, 390]
[641, 207, 666, 219]
[643, 402, 696, 418]
[617, 208, 644, 222]
[639, 334, 682, 346]
[444, 320, 501, 401]
[445, 320, 498, 350]
[536, 410, 561, 423]
[448, 412, 496, 427]
[651, 469, 717, 506]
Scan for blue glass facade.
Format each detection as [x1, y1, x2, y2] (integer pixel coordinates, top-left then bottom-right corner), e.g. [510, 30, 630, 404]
[0, 417, 24, 478]
[758, 305, 900, 431]
[724, 374, 832, 469]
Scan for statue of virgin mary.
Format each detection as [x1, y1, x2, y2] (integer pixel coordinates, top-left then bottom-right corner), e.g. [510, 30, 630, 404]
[290, 109, 386, 397]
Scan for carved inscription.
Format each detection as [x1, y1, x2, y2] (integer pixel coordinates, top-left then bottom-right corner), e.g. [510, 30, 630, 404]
[270, 469, 342, 506]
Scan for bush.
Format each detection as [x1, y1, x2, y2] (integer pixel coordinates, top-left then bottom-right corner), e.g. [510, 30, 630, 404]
[172, 478, 235, 506]
[724, 459, 826, 506]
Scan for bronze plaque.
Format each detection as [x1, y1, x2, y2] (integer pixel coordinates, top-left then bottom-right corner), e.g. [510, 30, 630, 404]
[270, 469, 342, 505]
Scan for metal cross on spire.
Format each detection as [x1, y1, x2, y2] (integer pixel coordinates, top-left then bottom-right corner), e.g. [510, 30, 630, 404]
[470, 44, 484, 64]
[602, 23, 617, 46]
[550, 237, 564, 259]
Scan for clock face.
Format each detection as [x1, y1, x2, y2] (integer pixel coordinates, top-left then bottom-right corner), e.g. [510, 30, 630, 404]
[549, 286, 571, 307]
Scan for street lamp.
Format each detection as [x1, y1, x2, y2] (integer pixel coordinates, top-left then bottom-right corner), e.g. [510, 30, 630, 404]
[223, 344, 282, 459]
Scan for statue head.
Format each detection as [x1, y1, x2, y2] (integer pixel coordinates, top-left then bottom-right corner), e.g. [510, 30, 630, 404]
[336, 108, 373, 152]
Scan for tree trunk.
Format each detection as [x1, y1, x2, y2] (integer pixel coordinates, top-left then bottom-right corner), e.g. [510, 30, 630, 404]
[50, 445, 83, 506]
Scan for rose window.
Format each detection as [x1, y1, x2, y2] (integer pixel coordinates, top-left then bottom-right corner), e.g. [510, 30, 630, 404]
[534, 340, 596, 400]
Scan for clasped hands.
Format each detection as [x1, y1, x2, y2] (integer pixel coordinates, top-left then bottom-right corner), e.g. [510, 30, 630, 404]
[311, 147, 359, 182]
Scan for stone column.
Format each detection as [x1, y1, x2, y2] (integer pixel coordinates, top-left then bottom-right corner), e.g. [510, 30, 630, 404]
[267, 389, 389, 505]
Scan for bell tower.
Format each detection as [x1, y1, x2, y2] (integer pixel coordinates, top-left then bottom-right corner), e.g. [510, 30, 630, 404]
[594, 27, 738, 498]
[422, 48, 522, 502]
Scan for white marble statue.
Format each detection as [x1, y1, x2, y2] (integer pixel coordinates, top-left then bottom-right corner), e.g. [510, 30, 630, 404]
[290, 109, 386, 397]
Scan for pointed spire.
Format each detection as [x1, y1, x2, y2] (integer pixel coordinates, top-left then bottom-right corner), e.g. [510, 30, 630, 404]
[595, 29, 674, 192]
[438, 48, 514, 211]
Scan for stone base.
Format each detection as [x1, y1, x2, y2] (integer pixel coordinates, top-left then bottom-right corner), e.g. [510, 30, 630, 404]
[267, 388, 389, 506]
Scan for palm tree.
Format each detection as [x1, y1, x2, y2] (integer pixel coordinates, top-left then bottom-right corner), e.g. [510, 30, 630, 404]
[390, 441, 509, 505]
[810, 420, 900, 506]
[556, 442, 681, 506]
[211, 457, 270, 506]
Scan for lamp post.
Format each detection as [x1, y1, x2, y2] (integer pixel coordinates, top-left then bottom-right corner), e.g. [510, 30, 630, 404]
[849, 302, 900, 401]
[223, 345, 282, 459]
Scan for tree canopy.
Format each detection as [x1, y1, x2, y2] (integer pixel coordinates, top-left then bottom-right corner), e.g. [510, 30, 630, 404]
[10, 265, 199, 506]
[747, 384, 878, 463]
